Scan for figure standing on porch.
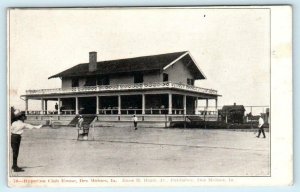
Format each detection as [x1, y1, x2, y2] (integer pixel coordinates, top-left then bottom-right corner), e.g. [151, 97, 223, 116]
[132, 114, 138, 130]
[10, 109, 42, 172]
[78, 115, 84, 129]
[256, 115, 266, 138]
[55, 103, 58, 111]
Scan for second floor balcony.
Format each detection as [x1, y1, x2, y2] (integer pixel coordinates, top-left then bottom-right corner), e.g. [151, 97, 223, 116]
[24, 81, 218, 96]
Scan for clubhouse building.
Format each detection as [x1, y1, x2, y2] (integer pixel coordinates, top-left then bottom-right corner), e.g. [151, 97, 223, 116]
[22, 51, 220, 127]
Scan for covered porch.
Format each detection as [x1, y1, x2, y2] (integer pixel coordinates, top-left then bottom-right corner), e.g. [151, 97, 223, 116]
[24, 92, 218, 116]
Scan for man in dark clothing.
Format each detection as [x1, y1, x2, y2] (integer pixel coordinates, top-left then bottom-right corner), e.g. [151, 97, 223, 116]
[11, 110, 42, 172]
[256, 116, 266, 138]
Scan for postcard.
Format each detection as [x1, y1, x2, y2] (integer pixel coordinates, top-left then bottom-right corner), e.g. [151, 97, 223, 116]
[7, 6, 292, 187]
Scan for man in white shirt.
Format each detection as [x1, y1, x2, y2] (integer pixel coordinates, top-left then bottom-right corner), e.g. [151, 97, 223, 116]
[256, 115, 266, 138]
[132, 114, 138, 130]
[11, 110, 42, 172]
[78, 115, 84, 128]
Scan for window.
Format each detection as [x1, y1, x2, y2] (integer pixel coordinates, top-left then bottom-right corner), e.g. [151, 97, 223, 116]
[72, 78, 79, 87]
[134, 73, 143, 83]
[187, 78, 194, 85]
[163, 73, 169, 82]
[85, 76, 97, 86]
[97, 76, 110, 85]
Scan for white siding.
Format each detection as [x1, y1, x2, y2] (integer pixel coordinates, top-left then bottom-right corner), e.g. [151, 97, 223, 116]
[60, 60, 194, 88]
[61, 77, 86, 88]
[61, 77, 72, 88]
[164, 60, 194, 84]
[143, 71, 161, 83]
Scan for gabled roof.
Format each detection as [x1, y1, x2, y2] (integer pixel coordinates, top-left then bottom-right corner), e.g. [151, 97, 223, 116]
[221, 105, 246, 112]
[49, 51, 206, 79]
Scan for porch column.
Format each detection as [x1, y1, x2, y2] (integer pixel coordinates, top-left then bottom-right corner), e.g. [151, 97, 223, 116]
[168, 93, 172, 114]
[41, 98, 44, 114]
[45, 99, 48, 115]
[206, 99, 209, 109]
[195, 97, 198, 115]
[118, 95, 121, 115]
[215, 98, 218, 110]
[183, 95, 186, 115]
[57, 98, 61, 115]
[142, 94, 145, 114]
[75, 97, 79, 115]
[96, 96, 99, 115]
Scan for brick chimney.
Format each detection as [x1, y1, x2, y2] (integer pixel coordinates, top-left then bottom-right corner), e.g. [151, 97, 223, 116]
[89, 51, 97, 72]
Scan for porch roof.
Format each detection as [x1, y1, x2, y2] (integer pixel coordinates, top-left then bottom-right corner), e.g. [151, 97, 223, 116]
[23, 82, 221, 99]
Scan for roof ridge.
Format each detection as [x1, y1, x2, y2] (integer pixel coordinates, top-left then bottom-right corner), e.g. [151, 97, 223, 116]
[86, 51, 189, 64]
[48, 50, 206, 80]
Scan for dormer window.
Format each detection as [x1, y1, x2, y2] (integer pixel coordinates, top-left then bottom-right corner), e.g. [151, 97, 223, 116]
[85, 76, 97, 86]
[72, 78, 79, 87]
[163, 73, 169, 82]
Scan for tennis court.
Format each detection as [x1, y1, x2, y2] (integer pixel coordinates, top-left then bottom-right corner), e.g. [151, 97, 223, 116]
[9, 126, 270, 177]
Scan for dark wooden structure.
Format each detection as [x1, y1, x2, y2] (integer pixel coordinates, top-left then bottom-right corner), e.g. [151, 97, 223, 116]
[219, 103, 245, 124]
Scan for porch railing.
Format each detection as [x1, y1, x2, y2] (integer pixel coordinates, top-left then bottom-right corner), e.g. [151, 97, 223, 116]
[98, 108, 184, 115]
[26, 110, 75, 115]
[25, 81, 218, 95]
[25, 108, 217, 116]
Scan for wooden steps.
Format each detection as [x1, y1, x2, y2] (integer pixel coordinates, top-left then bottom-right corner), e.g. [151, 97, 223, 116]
[68, 115, 97, 127]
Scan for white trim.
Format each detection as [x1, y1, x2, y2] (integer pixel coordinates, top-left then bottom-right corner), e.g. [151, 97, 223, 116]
[163, 52, 189, 70]
[163, 51, 207, 80]
[186, 51, 207, 79]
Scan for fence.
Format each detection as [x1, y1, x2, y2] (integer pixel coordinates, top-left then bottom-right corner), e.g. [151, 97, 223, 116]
[196, 105, 270, 123]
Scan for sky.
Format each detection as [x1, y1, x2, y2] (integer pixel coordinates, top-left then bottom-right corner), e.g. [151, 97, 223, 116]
[8, 8, 270, 111]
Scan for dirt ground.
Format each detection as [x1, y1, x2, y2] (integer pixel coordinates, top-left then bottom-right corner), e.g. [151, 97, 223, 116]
[9, 126, 270, 177]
